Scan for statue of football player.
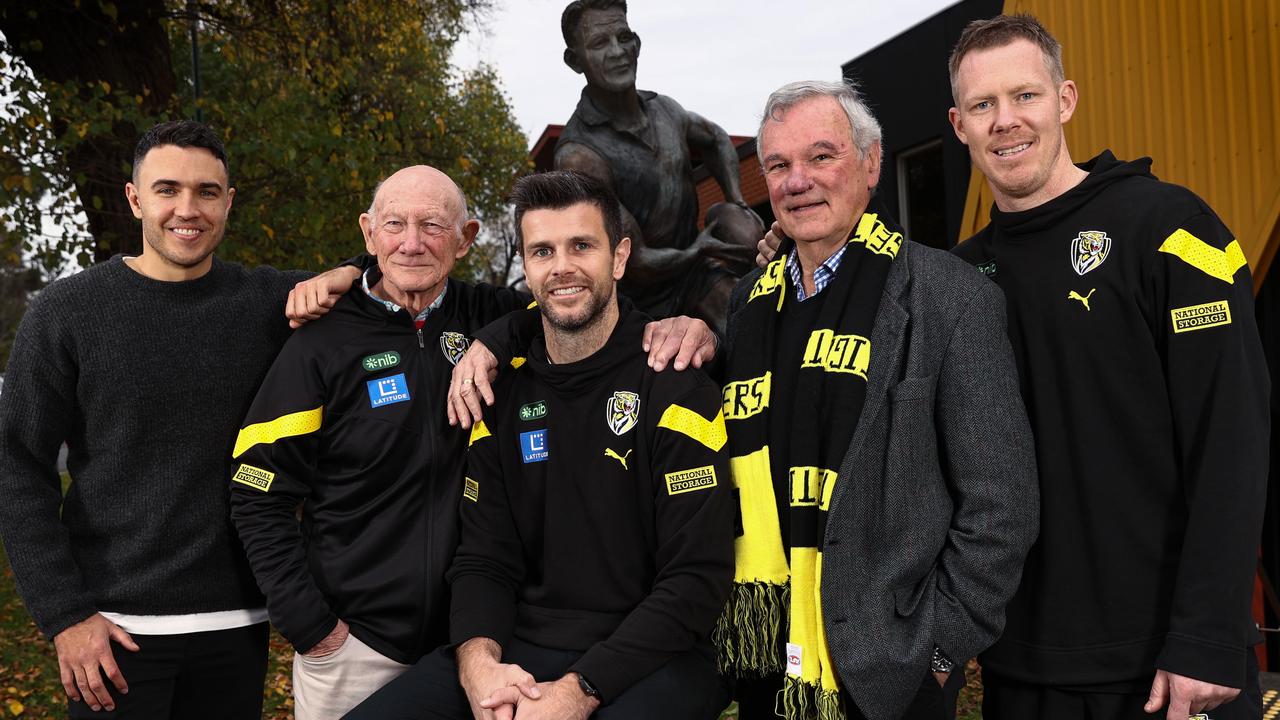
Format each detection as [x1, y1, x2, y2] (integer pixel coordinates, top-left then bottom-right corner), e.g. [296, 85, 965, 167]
[555, 0, 764, 331]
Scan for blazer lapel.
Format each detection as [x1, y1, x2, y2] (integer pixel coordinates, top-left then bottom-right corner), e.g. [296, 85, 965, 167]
[830, 242, 911, 513]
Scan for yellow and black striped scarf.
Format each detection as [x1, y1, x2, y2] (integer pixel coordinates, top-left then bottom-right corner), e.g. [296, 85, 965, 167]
[715, 208, 903, 720]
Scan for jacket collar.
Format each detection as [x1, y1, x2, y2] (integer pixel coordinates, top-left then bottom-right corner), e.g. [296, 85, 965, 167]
[573, 88, 659, 130]
[844, 240, 911, 464]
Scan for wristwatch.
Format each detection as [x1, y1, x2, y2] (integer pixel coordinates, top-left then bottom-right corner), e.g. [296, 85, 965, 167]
[930, 646, 955, 674]
[575, 672, 602, 700]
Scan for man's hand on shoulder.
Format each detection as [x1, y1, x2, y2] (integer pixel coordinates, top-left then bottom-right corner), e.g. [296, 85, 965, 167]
[448, 341, 500, 429]
[643, 316, 717, 372]
[53, 613, 139, 712]
[286, 265, 362, 329]
[481, 674, 598, 720]
[301, 618, 349, 657]
[1145, 668, 1240, 719]
[457, 637, 540, 720]
[758, 221, 785, 267]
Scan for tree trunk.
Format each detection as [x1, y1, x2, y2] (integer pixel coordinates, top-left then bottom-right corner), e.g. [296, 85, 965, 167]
[0, 0, 177, 263]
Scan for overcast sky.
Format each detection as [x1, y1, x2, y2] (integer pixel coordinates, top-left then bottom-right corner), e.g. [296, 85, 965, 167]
[453, 1, 960, 144]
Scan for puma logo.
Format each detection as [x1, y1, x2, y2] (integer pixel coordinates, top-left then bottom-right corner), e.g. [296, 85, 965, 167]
[1068, 288, 1096, 311]
[604, 448, 632, 470]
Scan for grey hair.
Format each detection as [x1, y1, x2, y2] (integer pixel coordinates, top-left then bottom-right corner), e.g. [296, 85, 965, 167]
[757, 80, 883, 160]
[364, 175, 470, 232]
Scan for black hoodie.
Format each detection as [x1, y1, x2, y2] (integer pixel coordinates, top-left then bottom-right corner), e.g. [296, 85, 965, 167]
[954, 152, 1269, 688]
[448, 303, 734, 703]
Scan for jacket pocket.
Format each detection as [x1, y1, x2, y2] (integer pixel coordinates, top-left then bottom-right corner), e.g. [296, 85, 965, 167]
[297, 629, 353, 665]
[893, 566, 937, 618]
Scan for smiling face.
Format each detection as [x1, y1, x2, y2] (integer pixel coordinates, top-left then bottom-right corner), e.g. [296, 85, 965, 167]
[359, 166, 478, 308]
[520, 201, 630, 333]
[566, 6, 640, 94]
[125, 144, 234, 280]
[949, 38, 1080, 211]
[759, 95, 880, 257]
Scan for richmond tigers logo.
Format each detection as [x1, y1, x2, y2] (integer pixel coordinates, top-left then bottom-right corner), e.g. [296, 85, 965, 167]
[439, 331, 470, 365]
[606, 391, 640, 436]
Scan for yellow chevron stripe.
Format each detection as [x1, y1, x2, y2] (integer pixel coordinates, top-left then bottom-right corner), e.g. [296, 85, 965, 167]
[526, 299, 539, 310]
[232, 407, 323, 459]
[510, 357, 526, 369]
[1158, 230, 1248, 284]
[657, 404, 727, 452]
[468, 420, 492, 447]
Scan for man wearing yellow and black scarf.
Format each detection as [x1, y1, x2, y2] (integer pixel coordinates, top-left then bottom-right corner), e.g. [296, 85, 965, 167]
[715, 80, 1039, 720]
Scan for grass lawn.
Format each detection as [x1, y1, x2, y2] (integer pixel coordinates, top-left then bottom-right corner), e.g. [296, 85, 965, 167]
[1, 544, 981, 718]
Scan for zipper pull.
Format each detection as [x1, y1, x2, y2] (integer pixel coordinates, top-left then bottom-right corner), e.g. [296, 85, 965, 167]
[417, 327, 425, 348]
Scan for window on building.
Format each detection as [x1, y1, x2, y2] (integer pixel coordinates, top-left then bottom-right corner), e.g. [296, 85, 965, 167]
[896, 138, 946, 249]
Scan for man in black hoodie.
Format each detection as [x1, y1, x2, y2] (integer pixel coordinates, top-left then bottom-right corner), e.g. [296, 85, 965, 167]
[346, 170, 733, 719]
[948, 14, 1268, 720]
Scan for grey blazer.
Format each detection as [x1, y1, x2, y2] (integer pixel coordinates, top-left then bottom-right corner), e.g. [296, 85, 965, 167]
[726, 240, 1039, 720]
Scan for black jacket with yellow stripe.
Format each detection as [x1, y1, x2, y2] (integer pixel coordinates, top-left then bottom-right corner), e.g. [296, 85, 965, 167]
[448, 304, 735, 702]
[953, 151, 1270, 689]
[228, 274, 527, 663]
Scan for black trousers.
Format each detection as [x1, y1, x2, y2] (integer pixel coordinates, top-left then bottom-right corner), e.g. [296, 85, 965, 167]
[982, 651, 1263, 720]
[733, 667, 966, 720]
[344, 638, 724, 719]
[66, 622, 268, 720]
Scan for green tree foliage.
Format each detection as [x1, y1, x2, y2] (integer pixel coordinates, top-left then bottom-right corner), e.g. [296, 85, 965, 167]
[0, 0, 530, 281]
[0, 233, 43, 369]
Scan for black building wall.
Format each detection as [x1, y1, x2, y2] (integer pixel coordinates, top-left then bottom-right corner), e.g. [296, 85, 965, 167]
[841, 0, 1001, 249]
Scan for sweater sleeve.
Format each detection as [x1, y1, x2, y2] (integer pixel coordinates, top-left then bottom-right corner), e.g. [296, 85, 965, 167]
[0, 294, 97, 638]
[569, 378, 735, 702]
[1150, 211, 1269, 687]
[447, 414, 524, 649]
[227, 330, 333, 654]
[470, 303, 541, 369]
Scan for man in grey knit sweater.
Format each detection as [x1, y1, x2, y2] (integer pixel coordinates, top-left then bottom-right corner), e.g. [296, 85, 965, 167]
[0, 121, 356, 718]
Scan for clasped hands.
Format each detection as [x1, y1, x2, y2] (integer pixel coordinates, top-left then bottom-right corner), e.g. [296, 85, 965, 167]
[458, 639, 598, 720]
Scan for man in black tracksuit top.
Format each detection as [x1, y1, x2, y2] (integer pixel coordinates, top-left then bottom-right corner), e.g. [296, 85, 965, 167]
[229, 166, 526, 718]
[348, 170, 733, 719]
[230, 272, 524, 650]
[947, 16, 1268, 720]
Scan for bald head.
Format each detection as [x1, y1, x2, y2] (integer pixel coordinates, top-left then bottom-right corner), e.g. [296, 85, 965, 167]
[366, 165, 470, 233]
[358, 164, 480, 313]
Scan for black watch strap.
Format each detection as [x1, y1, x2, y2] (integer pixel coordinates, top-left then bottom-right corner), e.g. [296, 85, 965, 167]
[576, 672, 601, 699]
[930, 646, 955, 674]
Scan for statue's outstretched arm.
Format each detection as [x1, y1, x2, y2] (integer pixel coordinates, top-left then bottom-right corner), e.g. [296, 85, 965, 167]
[555, 141, 714, 286]
[685, 110, 747, 207]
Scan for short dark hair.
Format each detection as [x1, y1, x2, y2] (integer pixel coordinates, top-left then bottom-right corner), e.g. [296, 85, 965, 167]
[132, 120, 230, 183]
[560, 0, 627, 49]
[948, 14, 1064, 104]
[509, 170, 623, 252]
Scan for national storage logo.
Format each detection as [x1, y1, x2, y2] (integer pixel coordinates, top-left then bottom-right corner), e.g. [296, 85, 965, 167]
[232, 464, 275, 492]
[665, 465, 717, 495]
[1171, 300, 1231, 334]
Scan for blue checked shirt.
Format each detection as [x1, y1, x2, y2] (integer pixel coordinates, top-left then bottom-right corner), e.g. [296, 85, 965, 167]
[362, 268, 445, 322]
[786, 244, 849, 301]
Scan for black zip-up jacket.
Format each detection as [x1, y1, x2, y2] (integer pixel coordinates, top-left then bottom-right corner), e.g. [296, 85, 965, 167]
[229, 274, 526, 663]
[954, 151, 1270, 688]
[449, 306, 734, 702]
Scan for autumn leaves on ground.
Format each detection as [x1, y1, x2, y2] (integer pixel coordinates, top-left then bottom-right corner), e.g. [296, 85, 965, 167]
[0, 546, 296, 718]
[1, 548, 980, 719]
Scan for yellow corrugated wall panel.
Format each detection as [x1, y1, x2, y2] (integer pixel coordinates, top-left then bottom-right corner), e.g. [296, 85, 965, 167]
[958, 0, 1280, 286]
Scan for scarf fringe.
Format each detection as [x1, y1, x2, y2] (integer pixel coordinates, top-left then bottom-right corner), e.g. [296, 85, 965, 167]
[713, 580, 790, 675]
[781, 674, 846, 720]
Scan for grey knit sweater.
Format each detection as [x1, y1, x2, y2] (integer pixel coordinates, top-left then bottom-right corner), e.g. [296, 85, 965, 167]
[0, 255, 309, 639]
